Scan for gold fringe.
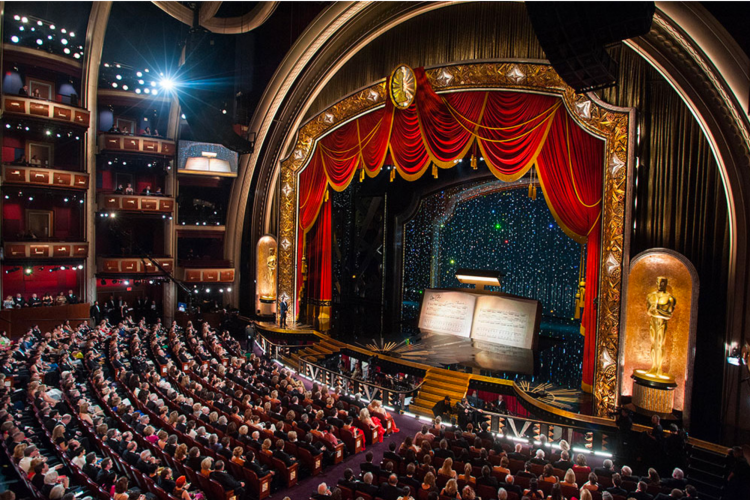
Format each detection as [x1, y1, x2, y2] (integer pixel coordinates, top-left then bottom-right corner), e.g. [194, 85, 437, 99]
[432, 164, 438, 179]
[390, 169, 395, 182]
[359, 168, 365, 182]
[470, 154, 477, 170]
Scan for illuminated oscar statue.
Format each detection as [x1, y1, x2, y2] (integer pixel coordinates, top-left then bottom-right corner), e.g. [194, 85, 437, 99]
[263, 247, 277, 300]
[636, 277, 676, 381]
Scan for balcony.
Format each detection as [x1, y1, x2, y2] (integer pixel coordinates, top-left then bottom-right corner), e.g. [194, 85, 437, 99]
[97, 257, 174, 275]
[97, 193, 174, 213]
[4, 241, 88, 260]
[98, 133, 175, 157]
[2, 95, 90, 127]
[180, 268, 235, 283]
[2, 164, 89, 190]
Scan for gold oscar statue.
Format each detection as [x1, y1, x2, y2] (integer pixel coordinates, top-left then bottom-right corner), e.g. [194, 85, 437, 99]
[262, 247, 277, 301]
[636, 277, 676, 382]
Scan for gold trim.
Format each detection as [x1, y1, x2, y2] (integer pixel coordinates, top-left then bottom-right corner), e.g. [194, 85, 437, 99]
[278, 62, 631, 417]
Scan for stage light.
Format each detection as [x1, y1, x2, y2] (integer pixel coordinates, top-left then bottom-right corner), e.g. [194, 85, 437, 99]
[50, 25, 55, 30]
[5, 124, 10, 129]
[36, 39, 43, 45]
[70, 32, 75, 37]
[122, 85, 128, 91]
[47, 35, 52, 40]
[10, 36, 19, 43]
[115, 74, 122, 80]
[60, 266, 66, 271]
[152, 90, 158, 96]
[144, 88, 150, 94]
[138, 79, 144, 85]
[205, 289, 211, 293]
[64, 198, 69, 202]
[37, 20, 42, 26]
[24, 267, 33, 275]
[148, 280, 154, 285]
[18, 26, 24, 32]
[61, 38, 68, 45]
[46, 130, 51, 135]
[123, 280, 130, 286]
[194, 290, 199, 294]
[13, 15, 20, 21]
[222, 109, 227, 114]
[78, 265, 83, 270]
[74, 53, 80, 59]
[61, 28, 66, 33]
[21, 17, 28, 23]
[79, 199, 84, 204]
[135, 89, 141, 94]
[455, 268, 504, 290]
[110, 212, 116, 218]
[111, 83, 118, 88]
[227, 287, 232, 293]
[28, 196, 33, 201]
[136, 71, 143, 77]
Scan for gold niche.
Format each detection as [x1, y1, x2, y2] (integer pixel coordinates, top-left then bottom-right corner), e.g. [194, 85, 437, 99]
[277, 62, 633, 417]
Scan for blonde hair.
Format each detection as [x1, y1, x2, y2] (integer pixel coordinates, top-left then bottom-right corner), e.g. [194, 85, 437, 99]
[444, 478, 459, 495]
[440, 457, 454, 476]
[579, 489, 592, 500]
[565, 469, 576, 484]
[359, 408, 370, 420]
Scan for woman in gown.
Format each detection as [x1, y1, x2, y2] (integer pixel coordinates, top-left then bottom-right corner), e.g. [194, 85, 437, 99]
[359, 408, 385, 443]
[368, 399, 400, 433]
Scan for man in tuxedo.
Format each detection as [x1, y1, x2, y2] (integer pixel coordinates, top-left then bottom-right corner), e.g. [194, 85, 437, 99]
[357, 472, 379, 497]
[123, 441, 140, 466]
[13, 293, 26, 308]
[631, 481, 655, 500]
[477, 465, 499, 488]
[96, 458, 117, 490]
[90, 301, 101, 325]
[435, 439, 456, 460]
[595, 459, 616, 479]
[378, 474, 409, 500]
[508, 443, 528, 461]
[553, 450, 573, 471]
[500, 475, 522, 497]
[272, 438, 296, 467]
[245, 450, 274, 479]
[606, 474, 629, 497]
[360, 452, 378, 475]
[66, 289, 79, 304]
[661, 468, 688, 490]
[27, 293, 41, 307]
[432, 396, 452, 419]
[383, 441, 403, 464]
[210, 460, 247, 500]
[400, 463, 421, 490]
[338, 468, 360, 491]
[489, 395, 508, 414]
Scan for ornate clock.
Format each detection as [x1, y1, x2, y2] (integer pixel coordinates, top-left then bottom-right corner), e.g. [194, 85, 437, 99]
[389, 65, 417, 109]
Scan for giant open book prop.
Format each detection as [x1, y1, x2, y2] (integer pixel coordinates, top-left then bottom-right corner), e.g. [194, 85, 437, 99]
[418, 289, 541, 351]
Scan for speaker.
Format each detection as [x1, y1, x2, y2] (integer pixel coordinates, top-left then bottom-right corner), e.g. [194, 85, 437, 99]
[178, 27, 255, 154]
[526, 2, 655, 93]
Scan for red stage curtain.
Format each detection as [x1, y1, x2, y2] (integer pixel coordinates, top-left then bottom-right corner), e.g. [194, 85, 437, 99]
[306, 198, 332, 307]
[295, 68, 605, 388]
[536, 111, 604, 390]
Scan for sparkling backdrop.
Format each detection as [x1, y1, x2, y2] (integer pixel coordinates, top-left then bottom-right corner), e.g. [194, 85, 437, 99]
[403, 184, 582, 322]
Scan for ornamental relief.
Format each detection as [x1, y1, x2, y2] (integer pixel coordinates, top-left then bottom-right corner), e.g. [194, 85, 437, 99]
[277, 61, 633, 417]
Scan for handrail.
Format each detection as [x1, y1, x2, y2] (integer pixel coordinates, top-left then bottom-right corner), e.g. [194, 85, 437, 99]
[294, 356, 425, 413]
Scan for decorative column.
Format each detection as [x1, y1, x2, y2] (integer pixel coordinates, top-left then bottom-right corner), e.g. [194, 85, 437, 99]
[81, 2, 113, 304]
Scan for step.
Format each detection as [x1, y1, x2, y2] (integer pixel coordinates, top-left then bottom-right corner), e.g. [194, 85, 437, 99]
[687, 466, 727, 485]
[686, 477, 724, 497]
[421, 380, 469, 395]
[689, 456, 728, 477]
[323, 337, 348, 348]
[428, 370, 472, 383]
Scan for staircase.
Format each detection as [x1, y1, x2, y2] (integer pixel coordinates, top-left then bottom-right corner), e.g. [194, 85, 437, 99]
[686, 446, 728, 500]
[279, 336, 346, 370]
[410, 368, 472, 417]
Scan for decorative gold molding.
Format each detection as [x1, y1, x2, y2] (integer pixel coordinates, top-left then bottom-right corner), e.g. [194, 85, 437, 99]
[278, 62, 632, 415]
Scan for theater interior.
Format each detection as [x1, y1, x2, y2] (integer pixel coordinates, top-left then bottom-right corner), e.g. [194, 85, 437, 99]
[0, 2, 749, 500]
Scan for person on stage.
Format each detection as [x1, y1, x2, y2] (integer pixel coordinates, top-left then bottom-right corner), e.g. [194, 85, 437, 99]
[279, 298, 288, 328]
[432, 396, 452, 420]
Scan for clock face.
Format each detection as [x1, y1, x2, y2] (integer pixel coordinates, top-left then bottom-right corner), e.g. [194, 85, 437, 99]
[390, 65, 417, 109]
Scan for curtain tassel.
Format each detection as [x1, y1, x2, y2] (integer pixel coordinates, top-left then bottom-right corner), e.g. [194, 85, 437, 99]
[389, 168, 395, 182]
[574, 245, 585, 319]
[470, 154, 478, 170]
[432, 164, 438, 179]
[359, 168, 365, 182]
[324, 189, 329, 202]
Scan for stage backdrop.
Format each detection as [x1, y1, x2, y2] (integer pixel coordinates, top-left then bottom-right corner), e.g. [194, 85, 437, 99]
[293, 67, 605, 390]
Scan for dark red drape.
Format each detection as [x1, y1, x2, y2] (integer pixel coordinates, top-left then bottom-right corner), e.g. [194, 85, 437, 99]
[295, 67, 606, 389]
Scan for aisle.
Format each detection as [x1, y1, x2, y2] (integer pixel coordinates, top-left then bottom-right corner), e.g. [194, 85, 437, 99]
[283, 411, 424, 500]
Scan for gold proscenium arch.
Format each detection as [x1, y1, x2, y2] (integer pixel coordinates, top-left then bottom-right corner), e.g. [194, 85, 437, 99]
[277, 62, 635, 416]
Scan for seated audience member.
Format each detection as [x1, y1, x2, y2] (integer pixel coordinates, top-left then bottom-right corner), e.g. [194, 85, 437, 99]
[441, 478, 461, 499]
[582, 472, 599, 491]
[606, 473, 628, 497]
[523, 478, 545, 500]
[312, 483, 332, 500]
[595, 459, 616, 479]
[661, 468, 687, 490]
[572, 454, 591, 473]
[210, 460, 246, 500]
[357, 472, 379, 497]
[477, 465, 499, 488]
[378, 474, 409, 500]
[553, 450, 574, 471]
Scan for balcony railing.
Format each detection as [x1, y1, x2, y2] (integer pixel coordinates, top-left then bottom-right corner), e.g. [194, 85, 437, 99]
[2, 164, 89, 190]
[180, 268, 235, 283]
[4, 241, 88, 259]
[97, 193, 174, 213]
[98, 133, 175, 156]
[2, 95, 90, 127]
[97, 257, 174, 274]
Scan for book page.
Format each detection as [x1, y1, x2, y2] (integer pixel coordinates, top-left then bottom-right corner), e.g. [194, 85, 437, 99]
[470, 295, 538, 349]
[418, 290, 476, 337]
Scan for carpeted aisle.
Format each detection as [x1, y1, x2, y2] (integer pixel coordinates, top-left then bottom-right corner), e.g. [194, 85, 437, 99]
[284, 411, 425, 500]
